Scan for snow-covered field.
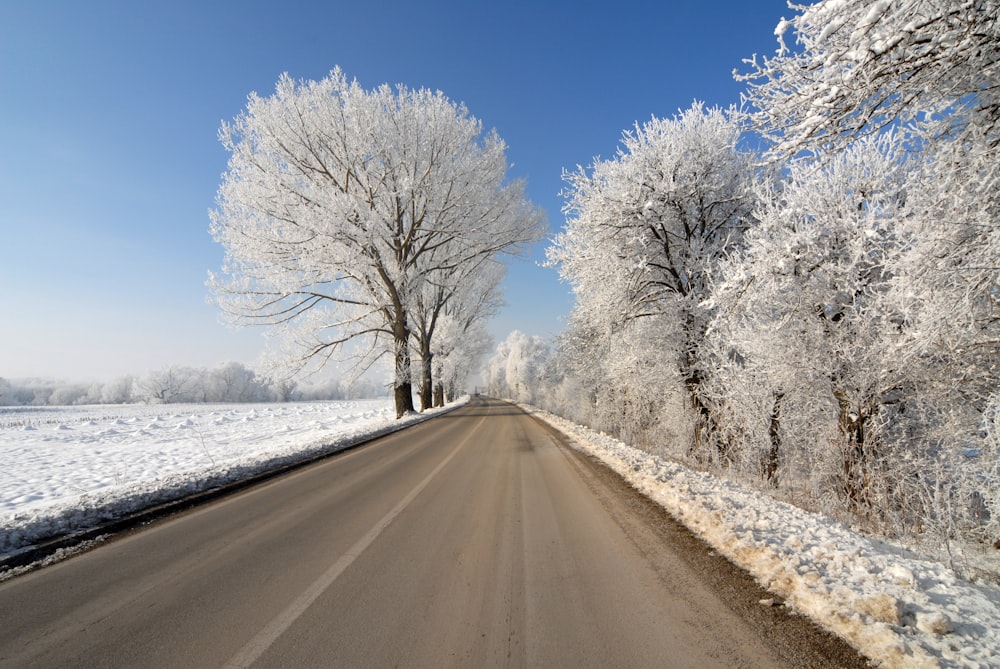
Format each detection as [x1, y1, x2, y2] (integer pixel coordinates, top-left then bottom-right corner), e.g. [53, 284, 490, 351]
[526, 407, 1000, 669]
[3, 399, 998, 667]
[0, 399, 445, 563]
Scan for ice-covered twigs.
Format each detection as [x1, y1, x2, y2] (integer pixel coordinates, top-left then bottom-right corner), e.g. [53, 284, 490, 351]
[528, 407, 1000, 669]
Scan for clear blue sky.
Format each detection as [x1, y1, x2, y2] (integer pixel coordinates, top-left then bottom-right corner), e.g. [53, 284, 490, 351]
[1, 0, 792, 381]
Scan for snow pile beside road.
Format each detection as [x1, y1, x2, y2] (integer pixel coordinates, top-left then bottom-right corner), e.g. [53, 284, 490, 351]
[530, 407, 1000, 669]
[0, 399, 459, 561]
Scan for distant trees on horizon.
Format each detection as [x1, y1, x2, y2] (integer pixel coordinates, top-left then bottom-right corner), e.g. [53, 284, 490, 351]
[0, 361, 387, 407]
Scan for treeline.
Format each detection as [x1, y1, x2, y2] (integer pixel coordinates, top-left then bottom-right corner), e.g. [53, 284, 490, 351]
[486, 1, 999, 560]
[0, 362, 386, 407]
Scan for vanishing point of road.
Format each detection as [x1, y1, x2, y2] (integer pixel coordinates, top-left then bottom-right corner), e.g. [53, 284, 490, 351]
[0, 397, 867, 668]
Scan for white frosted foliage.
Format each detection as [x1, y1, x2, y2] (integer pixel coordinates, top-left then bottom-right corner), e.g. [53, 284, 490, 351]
[210, 68, 543, 416]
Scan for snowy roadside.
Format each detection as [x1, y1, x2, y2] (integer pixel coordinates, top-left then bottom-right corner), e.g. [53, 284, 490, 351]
[1, 398, 466, 571]
[526, 405, 1000, 669]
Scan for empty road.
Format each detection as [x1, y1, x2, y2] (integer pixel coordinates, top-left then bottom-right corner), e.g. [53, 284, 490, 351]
[0, 397, 866, 667]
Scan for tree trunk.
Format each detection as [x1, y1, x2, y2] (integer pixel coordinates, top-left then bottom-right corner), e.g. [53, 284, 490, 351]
[433, 382, 445, 407]
[835, 390, 870, 511]
[393, 322, 415, 418]
[765, 392, 784, 486]
[684, 367, 723, 465]
[418, 351, 434, 412]
[394, 382, 414, 418]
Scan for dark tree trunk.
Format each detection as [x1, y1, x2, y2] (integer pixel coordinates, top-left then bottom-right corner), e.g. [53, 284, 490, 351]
[685, 367, 724, 464]
[418, 351, 433, 412]
[433, 382, 445, 408]
[689, 391, 721, 461]
[394, 382, 414, 418]
[836, 390, 870, 511]
[393, 321, 415, 418]
[765, 392, 784, 486]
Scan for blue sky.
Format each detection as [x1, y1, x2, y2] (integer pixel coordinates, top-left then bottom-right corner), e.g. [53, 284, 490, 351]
[1, 0, 792, 381]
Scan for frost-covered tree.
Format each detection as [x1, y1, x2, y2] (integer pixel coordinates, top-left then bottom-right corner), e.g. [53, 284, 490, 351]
[138, 366, 200, 404]
[980, 396, 1000, 546]
[99, 375, 136, 404]
[707, 133, 913, 507]
[205, 362, 271, 403]
[549, 103, 756, 451]
[210, 68, 543, 417]
[432, 316, 493, 405]
[896, 132, 999, 383]
[48, 384, 90, 406]
[730, 0, 999, 536]
[738, 0, 1000, 157]
[737, 0, 999, 363]
[415, 260, 503, 407]
[532, 326, 595, 428]
[560, 313, 691, 452]
[270, 377, 298, 403]
[482, 331, 550, 404]
[705, 131, 999, 542]
[887, 131, 999, 541]
[411, 258, 504, 410]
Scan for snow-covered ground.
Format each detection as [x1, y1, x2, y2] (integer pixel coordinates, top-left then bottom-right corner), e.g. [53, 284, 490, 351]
[3, 399, 998, 667]
[526, 407, 1000, 669]
[0, 399, 452, 564]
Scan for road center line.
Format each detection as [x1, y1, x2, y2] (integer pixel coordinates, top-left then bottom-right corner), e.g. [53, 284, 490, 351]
[223, 414, 483, 668]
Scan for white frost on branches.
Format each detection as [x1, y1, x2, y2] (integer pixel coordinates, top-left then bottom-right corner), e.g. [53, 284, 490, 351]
[209, 68, 544, 416]
[739, 0, 1000, 157]
[548, 103, 757, 455]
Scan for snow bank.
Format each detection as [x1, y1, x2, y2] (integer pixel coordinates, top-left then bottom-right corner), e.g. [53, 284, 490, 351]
[0, 399, 462, 562]
[528, 407, 1000, 669]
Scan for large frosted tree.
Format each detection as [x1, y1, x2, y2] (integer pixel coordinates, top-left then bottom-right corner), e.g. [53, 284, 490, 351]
[549, 103, 756, 452]
[706, 134, 915, 506]
[210, 68, 543, 417]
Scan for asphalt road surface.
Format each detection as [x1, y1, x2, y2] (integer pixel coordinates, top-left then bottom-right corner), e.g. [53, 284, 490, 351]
[0, 397, 868, 668]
